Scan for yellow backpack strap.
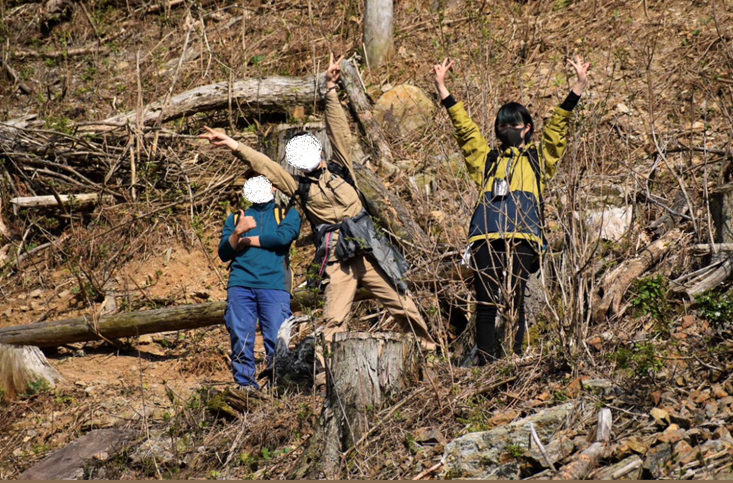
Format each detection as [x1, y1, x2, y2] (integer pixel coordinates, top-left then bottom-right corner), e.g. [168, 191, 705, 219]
[233, 212, 240, 226]
[275, 207, 285, 225]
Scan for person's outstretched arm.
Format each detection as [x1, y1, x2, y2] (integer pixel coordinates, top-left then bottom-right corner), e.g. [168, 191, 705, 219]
[323, 53, 353, 172]
[433, 58, 491, 187]
[541, 55, 591, 182]
[199, 127, 299, 196]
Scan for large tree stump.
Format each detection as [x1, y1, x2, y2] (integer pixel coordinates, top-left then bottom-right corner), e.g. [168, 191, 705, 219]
[291, 332, 420, 479]
[0, 344, 63, 397]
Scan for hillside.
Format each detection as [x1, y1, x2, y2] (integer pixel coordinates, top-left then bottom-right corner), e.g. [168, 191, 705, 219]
[1, 0, 733, 479]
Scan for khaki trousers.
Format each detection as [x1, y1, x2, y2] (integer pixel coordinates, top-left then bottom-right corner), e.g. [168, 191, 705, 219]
[322, 254, 435, 347]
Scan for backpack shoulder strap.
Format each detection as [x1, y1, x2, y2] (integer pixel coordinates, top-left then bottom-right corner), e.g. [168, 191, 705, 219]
[526, 147, 542, 191]
[482, 148, 502, 186]
[274, 206, 285, 225]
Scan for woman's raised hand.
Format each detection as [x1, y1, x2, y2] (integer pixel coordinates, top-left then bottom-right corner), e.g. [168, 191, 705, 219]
[199, 126, 239, 151]
[432, 58, 454, 100]
[567, 55, 591, 95]
[326, 53, 345, 88]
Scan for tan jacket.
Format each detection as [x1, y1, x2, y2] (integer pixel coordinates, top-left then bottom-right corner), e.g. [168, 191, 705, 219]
[233, 89, 363, 227]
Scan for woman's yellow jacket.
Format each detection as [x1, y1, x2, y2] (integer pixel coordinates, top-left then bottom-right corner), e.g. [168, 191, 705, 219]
[446, 100, 573, 247]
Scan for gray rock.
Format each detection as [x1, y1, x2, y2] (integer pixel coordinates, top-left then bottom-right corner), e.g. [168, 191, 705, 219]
[642, 443, 672, 478]
[442, 402, 576, 479]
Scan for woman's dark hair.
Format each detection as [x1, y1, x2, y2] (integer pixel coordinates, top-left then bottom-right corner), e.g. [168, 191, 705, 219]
[494, 102, 534, 144]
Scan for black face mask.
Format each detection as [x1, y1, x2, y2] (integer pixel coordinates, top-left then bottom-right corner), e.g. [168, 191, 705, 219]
[498, 126, 526, 147]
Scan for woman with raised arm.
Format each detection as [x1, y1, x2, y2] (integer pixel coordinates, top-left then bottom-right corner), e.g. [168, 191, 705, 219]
[433, 56, 590, 364]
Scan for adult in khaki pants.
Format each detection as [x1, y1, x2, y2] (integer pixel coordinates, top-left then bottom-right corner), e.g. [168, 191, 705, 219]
[200, 54, 435, 350]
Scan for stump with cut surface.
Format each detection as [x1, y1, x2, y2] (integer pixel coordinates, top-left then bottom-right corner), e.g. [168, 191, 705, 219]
[291, 332, 420, 479]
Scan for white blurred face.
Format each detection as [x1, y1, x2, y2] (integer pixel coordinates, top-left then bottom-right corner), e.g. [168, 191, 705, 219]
[243, 176, 274, 204]
[285, 134, 323, 172]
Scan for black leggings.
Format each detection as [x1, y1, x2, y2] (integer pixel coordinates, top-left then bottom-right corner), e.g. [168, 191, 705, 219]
[472, 239, 535, 363]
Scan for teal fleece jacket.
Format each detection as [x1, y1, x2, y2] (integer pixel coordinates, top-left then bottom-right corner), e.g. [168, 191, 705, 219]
[218, 201, 301, 292]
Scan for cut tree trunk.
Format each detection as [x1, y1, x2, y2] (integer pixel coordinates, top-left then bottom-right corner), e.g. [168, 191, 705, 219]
[0, 344, 63, 397]
[340, 59, 398, 175]
[79, 74, 326, 133]
[290, 332, 420, 479]
[0, 289, 371, 348]
[18, 429, 137, 480]
[553, 408, 612, 480]
[363, 0, 394, 68]
[10, 193, 113, 209]
[592, 228, 684, 322]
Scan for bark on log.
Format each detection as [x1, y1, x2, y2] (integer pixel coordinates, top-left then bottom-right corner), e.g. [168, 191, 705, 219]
[290, 332, 420, 479]
[18, 429, 137, 480]
[553, 408, 612, 480]
[592, 229, 684, 322]
[79, 74, 327, 133]
[363, 0, 394, 68]
[690, 243, 733, 255]
[0, 344, 63, 397]
[0, 289, 371, 348]
[340, 59, 398, 175]
[10, 193, 113, 208]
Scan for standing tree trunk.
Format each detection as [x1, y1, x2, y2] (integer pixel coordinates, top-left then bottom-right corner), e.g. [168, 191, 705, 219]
[291, 332, 420, 479]
[363, 0, 394, 68]
[673, 183, 733, 297]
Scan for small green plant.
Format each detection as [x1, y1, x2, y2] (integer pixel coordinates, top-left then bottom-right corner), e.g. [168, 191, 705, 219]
[631, 275, 669, 321]
[695, 290, 733, 330]
[25, 379, 51, 397]
[609, 342, 663, 379]
[553, 0, 572, 10]
[506, 443, 525, 458]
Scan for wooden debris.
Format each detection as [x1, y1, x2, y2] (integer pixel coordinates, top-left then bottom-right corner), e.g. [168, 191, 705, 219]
[10, 193, 114, 209]
[340, 59, 398, 175]
[553, 408, 612, 480]
[18, 429, 137, 480]
[592, 229, 685, 322]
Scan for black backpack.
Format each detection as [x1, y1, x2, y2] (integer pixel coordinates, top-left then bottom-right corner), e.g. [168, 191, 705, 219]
[289, 161, 359, 231]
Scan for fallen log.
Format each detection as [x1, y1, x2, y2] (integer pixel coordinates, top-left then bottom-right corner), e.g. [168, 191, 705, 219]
[79, 74, 327, 133]
[10, 193, 113, 209]
[290, 332, 420, 479]
[592, 228, 685, 322]
[18, 429, 137, 480]
[553, 408, 612, 480]
[689, 243, 733, 255]
[0, 289, 371, 348]
[340, 59, 398, 175]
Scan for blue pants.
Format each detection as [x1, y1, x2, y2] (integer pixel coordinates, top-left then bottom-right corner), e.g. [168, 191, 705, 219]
[224, 287, 291, 388]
